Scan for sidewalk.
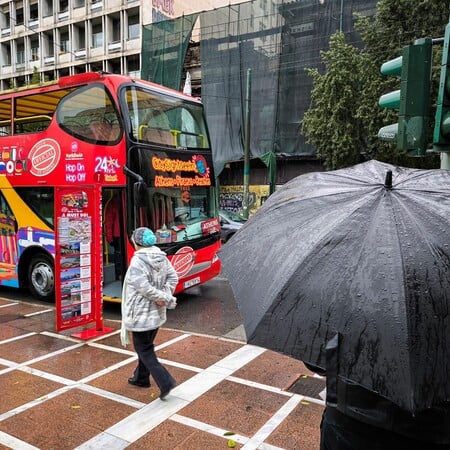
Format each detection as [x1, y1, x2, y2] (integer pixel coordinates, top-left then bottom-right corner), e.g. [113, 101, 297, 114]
[0, 297, 325, 450]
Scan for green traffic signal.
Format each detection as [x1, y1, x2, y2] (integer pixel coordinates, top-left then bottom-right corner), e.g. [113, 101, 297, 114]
[380, 56, 402, 77]
[378, 123, 398, 142]
[378, 38, 432, 156]
[378, 90, 400, 109]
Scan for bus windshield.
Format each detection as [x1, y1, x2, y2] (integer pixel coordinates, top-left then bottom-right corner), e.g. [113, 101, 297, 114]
[124, 86, 210, 149]
[127, 145, 218, 244]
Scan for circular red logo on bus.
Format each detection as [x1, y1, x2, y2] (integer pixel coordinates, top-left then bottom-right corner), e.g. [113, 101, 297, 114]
[29, 139, 61, 177]
[171, 246, 195, 278]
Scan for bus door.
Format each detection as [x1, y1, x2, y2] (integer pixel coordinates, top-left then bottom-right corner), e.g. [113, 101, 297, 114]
[102, 188, 125, 301]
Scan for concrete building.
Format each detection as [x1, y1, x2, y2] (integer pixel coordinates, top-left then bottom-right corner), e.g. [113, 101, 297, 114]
[0, 0, 242, 90]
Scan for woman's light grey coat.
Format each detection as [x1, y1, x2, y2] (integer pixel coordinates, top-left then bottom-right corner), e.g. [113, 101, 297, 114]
[121, 246, 178, 334]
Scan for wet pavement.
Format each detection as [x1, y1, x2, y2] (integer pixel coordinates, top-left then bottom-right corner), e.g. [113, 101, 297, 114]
[0, 297, 325, 449]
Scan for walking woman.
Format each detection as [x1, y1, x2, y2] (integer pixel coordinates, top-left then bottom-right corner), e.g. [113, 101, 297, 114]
[120, 227, 178, 399]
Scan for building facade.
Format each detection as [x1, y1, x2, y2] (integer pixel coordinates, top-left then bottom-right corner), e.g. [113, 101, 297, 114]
[0, 0, 241, 90]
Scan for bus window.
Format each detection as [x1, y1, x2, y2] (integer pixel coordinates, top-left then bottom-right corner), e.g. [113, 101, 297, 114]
[0, 98, 11, 136]
[57, 84, 121, 144]
[13, 90, 66, 134]
[143, 187, 213, 243]
[124, 86, 210, 149]
[15, 187, 54, 228]
[0, 192, 17, 235]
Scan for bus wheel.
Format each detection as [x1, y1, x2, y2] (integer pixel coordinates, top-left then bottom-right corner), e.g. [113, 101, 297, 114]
[28, 254, 55, 302]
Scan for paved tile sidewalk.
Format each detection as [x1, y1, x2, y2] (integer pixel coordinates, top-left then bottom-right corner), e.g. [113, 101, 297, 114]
[0, 298, 324, 449]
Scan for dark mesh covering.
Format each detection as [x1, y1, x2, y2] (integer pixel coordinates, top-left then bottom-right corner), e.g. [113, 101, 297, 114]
[142, 13, 199, 90]
[142, 1, 378, 175]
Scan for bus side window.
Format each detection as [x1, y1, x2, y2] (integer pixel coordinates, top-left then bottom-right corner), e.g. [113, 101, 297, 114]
[14, 187, 54, 228]
[0, 193, 17, 235]
[57, 85, 121, 144]
[0, 98, 11, 136]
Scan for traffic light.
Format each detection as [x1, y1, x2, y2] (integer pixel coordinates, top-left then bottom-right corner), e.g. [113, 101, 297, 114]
[433, 23, 450, 152]
[378, 38, 432, 156]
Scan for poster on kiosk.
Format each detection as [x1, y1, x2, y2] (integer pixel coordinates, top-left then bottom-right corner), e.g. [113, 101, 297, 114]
[55, 185, 111, 337]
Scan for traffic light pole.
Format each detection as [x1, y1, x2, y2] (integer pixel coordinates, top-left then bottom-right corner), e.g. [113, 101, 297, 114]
[442, 153, 450, 169]
[433, 23, 450, 169]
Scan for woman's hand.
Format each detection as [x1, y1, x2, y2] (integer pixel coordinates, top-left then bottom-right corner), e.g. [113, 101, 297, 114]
[155, 300, 166, 307]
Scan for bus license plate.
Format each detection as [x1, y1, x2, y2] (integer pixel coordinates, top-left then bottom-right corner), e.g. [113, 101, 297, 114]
[184, 277, 200, 289]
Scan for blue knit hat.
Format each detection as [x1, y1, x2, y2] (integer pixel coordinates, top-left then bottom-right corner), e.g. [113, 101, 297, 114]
[132, 227, 157, 247]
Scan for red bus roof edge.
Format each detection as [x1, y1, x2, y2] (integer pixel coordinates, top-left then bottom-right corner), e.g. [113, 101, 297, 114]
[58, 72, 104, 88]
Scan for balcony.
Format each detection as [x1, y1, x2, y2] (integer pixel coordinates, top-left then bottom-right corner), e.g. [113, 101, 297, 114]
[108, 41, 122, 52]
[1, 27, 11, 36]
[75, 49, 87, 59]
[44, 56, 55, 65]
[58, 11, 69, 21]
[1, 65, 12, 75]
[91, 1, 103, 11]
[28, 19, 39, 28]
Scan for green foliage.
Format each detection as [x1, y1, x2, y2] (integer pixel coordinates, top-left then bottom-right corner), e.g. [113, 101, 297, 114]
[302, 33, 363, 170]
[303, 0, 447, 169]
[30, 66, 40, 85]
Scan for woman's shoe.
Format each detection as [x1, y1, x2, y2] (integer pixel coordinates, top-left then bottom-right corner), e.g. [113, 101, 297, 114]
[128, 378, 150, 388]
[160, 382, 176, 399]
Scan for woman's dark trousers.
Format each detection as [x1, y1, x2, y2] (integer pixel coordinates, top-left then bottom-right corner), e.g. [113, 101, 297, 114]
[131, 329, 175, 392]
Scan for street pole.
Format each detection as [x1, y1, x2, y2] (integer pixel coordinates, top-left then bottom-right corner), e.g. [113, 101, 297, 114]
[441, 152, 450, 169]
[242, 68, 251, 219]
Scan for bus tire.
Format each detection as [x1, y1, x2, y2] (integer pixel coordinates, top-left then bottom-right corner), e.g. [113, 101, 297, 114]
[28, 254, 55, 302]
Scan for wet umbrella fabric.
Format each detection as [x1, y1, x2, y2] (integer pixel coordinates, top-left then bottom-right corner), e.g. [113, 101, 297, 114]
[220, 160, 450, 414]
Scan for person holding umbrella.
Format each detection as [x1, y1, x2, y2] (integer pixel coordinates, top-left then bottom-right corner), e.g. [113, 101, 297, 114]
[220, 160, 450, 449]
[318, 334, 450, 449]
[120, 227, 178, 399]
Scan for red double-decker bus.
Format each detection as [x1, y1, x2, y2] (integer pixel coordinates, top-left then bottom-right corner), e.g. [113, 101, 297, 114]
[0, 72, 221, 306]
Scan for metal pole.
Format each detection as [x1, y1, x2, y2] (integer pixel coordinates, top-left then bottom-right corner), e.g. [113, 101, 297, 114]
[339, 0, 344, 32]
[441, 152, 450, 169]
[242, 68, 251, 219]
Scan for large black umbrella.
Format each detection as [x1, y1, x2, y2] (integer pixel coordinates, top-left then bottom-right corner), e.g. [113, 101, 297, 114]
[220, 160, 450, 414]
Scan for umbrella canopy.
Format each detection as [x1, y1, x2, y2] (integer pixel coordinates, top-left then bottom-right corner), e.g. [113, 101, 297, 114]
[220, 160, 450, 414]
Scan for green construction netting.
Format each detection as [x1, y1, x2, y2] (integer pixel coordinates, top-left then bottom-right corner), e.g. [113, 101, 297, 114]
[141, 0, 378, 175]
[141, 13, 199, 90]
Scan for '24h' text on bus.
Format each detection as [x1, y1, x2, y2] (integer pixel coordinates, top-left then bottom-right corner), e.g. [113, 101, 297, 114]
[0, 72, 222, 304]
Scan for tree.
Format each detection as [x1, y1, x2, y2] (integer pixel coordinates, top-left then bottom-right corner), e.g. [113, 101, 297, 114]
[303, 0, 449, 169]
[30, 66, 40, 85]
[302, 32, 363, 170]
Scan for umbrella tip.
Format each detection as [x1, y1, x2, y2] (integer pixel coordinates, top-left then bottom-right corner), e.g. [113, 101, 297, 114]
[384, 170, 393, 189]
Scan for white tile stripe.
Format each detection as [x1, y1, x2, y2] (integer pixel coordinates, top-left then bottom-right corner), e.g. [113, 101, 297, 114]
[0, 301, 18, 308]
[0, 384, 75, 422]
[23, 309, 53, 317]
[77, 383, 147, 409]
[227, 375, 294, 396]
[77, 355, 137, 384]
[74, 344, 266, 449]
[0, 342, 84, 378]
[241, 395, 303, 449]
[170, 414, 249, 445]
[0, 430, 39, 450]
[158, 357, 203, 373]
[0, 332, 37, 345]
[41, 331, 81, 342]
